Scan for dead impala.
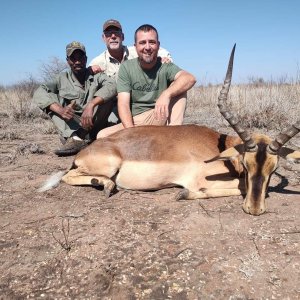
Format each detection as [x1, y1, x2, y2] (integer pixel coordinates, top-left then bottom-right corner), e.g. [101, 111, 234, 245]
[40, 45, 300, 215]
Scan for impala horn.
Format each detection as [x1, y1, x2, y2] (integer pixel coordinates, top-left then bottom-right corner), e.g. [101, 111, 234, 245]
[267, 120, 300, 154]
[218, 44, 257, 152]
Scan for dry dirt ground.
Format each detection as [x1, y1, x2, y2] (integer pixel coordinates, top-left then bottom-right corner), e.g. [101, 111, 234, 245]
[0, 121, 300, 300]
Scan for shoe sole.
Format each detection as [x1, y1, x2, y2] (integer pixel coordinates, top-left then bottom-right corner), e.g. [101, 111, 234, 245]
[54, 144, 88, 156]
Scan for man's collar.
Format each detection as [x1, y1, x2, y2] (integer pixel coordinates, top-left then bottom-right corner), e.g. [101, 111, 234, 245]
[69, 68, 93, 84]
[138, 56, 161, 72]
[107, 46, 129, 62]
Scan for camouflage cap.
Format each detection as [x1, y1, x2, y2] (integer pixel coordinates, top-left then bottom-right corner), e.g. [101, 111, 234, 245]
[66, 41, 86, 57]
[103, 19, 122, 31]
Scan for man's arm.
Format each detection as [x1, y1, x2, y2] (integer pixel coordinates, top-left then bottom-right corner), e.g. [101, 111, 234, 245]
[32, 75, 79, 122]
[81, 74, 117, 129]
[81, 96, 105, 129]
[49, 101, 76, 121]
[116, 61, 134, 128]
[118, 92, 134, 128]
[93, 73, 117, 102]
[89, 65, 103, 74]
[32, 79, 60, 111]
[32, 77, 73, 120]
[154, 70, 196, 120]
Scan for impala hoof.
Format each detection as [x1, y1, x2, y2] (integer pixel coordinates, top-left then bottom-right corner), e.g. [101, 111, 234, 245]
[175, 188, 189, 201]
[104, 182, 115, 198]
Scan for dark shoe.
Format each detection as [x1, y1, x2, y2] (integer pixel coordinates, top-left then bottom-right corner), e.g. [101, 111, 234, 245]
[59, 135, 67, 145]
[54, 138, 87, 156]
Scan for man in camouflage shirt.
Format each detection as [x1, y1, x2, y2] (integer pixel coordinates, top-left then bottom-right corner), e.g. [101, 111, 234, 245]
[33, 41, 117, 156]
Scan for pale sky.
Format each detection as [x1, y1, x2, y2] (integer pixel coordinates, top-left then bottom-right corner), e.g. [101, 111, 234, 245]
[1, 0, 300, 85]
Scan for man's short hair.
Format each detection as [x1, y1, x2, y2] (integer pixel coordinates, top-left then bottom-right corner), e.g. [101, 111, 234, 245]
[134, 24, 159, 43]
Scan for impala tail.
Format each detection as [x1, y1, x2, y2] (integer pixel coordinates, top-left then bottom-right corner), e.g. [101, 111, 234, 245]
[38, 171, 67, 192]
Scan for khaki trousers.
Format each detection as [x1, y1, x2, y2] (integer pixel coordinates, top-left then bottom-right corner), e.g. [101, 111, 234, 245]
[97, 93, 186, 139]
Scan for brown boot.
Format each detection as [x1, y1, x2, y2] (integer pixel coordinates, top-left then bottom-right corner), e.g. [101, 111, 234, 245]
[54, 137, 87, 156]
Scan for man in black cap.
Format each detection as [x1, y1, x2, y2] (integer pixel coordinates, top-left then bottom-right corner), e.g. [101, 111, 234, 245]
[33, 41, 117, 156]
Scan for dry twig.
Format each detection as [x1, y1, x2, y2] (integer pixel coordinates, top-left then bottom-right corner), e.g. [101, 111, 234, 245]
[52, 218, 72, 251]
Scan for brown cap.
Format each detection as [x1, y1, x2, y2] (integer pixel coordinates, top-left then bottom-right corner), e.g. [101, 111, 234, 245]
[103, 19, 122, 31]
[66, 41, 86, 57]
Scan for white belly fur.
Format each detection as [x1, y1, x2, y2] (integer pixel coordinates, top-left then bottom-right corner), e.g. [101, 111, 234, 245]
[115, 161, 202, 191]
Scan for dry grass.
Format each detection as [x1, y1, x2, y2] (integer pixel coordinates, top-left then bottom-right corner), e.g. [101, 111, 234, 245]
[185, 83, 300, 134]
[0, 80, 57, 135]
[1, 81, 299, 137]
[0, 79, 39, 119]
[1, 89, 40, 121]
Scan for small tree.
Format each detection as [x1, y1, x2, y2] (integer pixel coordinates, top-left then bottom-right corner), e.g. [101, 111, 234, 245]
[39, 56, 68, 82]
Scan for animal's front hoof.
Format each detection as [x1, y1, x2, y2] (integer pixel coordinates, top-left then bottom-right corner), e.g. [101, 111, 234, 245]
[103, 182, 115, 198]
[104, 187, 111, 198]
[175, 188, 189, 201]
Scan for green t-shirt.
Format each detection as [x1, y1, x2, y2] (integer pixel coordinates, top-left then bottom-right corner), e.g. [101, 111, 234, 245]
[117, 58, 181, 116]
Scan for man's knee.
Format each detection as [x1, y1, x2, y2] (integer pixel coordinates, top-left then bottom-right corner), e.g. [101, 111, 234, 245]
[168, 94, 186, 125]
[97, 123, 123, 139]
[97, 129, 107, 139]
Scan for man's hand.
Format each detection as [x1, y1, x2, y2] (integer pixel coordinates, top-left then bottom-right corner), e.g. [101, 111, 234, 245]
[59, 101, 76, 120]
[81, 102, 95, 129]
[161, 57, 171, 64]
[154, 93, 170, 120]
[89, 65, 103, 75]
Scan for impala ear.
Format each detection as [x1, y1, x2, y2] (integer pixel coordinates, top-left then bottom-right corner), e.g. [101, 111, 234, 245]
[206, 144, 245, 163]
[278, 147, 300, 163]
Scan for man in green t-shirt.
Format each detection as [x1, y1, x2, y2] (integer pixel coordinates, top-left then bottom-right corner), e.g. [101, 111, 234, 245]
[97, 24, 196, 138]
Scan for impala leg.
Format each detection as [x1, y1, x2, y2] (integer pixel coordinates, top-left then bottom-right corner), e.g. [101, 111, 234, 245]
[175, 178, 245, 200]
[207, 178, 243, 189]
[62, 170, 115, 198]
[90, 177, 115, 198]
[175, 188, 243, 200]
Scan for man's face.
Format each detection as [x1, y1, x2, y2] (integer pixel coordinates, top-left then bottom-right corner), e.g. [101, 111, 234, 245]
[102, 26, 124, 51]
[67, 50, 87, 75]
[135, 29, 160, 65]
